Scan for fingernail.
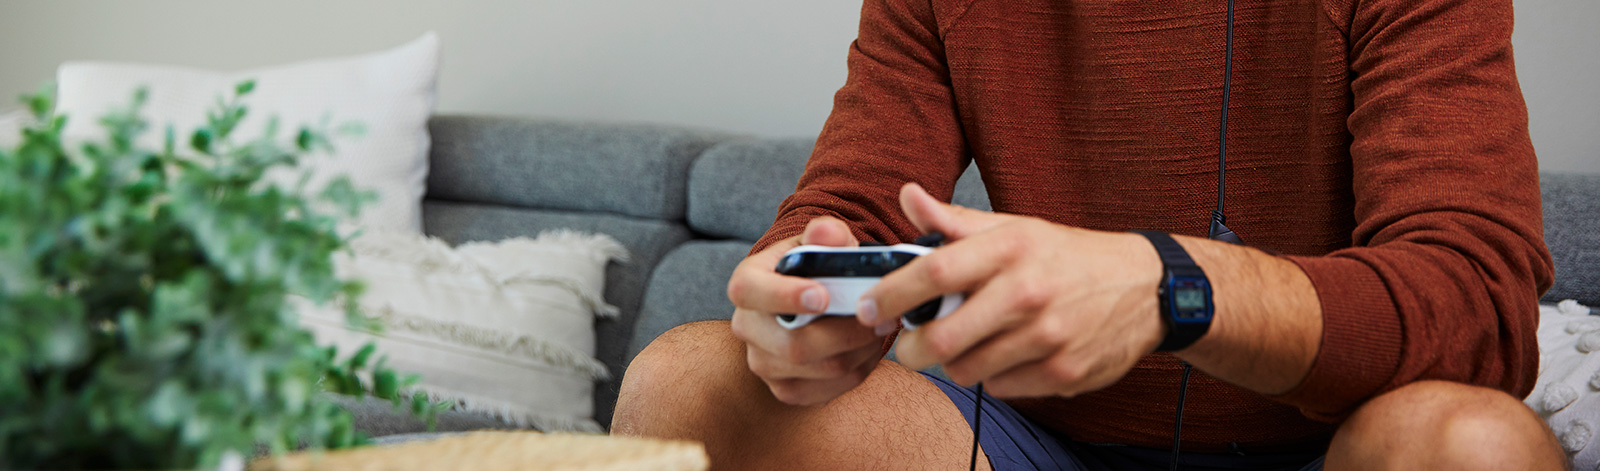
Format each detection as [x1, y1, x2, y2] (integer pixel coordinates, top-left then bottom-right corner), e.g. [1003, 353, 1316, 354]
[801, 287, 826, 313]
[858, 298, 878, 325]
[875, 322, 897, 337]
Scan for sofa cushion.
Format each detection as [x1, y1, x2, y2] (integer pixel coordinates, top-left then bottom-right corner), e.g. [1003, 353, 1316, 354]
[427, 115, 727, 220]
[421, 200, 692, 428]
[1541, 172, 1600, 306]
[305, 230, 625, 433]
[686, 138, 992, 241]
[686, 139, 812, 241]
[951, 163, 994, 213]
[335, 395, 512, 437]
[55, 34, 440, 233]
[628, 241, 753, 363]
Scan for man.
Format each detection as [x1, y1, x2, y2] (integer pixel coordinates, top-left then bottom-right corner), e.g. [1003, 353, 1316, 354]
[613, 0, 1565, 469]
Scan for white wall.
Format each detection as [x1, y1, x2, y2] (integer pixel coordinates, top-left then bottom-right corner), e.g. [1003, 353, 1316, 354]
[0, 0, 1595, 173]
[1512, 0, 1600, 175]
[0, 0, 862, 137]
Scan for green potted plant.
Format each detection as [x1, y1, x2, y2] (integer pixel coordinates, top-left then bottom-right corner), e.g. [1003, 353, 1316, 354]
[0, 82, 435, 469]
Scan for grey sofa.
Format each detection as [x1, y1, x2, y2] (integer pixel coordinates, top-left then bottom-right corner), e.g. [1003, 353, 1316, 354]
[349, 113, 1599, 436]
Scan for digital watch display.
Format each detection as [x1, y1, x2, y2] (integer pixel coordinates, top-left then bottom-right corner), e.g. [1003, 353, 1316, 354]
[1134, 231, 1214, 351]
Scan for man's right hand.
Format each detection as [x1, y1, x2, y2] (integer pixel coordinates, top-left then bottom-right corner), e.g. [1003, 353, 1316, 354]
[728, 216, 896, 406]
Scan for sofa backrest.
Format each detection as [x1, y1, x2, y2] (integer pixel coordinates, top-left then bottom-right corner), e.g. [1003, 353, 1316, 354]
[420, 114, 1599, 431]
[1541, 172, 1600, 307]
[421, 114, 725, 429]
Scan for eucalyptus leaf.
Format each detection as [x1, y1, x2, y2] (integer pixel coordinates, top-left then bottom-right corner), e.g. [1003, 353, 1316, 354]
[0, 83, 432, 470]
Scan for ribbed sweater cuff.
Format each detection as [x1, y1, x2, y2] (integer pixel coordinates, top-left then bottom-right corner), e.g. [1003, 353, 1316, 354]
[1274, 255, 1404, 421]
[750, 216, 810, 256]
[750, 209, 881, 256]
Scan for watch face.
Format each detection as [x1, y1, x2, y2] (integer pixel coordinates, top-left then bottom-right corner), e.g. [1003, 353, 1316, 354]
[1174, 288, 1206, 311]
[1168, 277, 1212, 322]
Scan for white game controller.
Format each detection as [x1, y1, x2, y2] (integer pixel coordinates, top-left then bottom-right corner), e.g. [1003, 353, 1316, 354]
[773, 241, 963, 330]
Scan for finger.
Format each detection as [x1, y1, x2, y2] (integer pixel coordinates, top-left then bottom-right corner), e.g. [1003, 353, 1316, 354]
[982, 350, 1123, 400]
[727, 238, 829, 314]
[728, 215, 862, 314]
[857, 232, 1014, 326]
[892, 272, 1040, 370]
[747, 334, 882, 383]
[899, 183, 1010, 240]
[759, 350, 880, 406]
[800, 216, 859, 247]
[939, 322, 1060, 387]
[733, 309, 882, 367]
[978, 358, 1067, 399]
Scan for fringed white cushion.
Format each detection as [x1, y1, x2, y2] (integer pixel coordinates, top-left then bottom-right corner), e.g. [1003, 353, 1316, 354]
[300, 230, 628, 433]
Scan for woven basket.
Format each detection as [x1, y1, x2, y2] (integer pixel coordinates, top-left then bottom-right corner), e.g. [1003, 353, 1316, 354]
[252, 431, 708, 471]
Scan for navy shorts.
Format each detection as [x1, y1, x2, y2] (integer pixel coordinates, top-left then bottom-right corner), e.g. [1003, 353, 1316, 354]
[921, 372, 1326, 471]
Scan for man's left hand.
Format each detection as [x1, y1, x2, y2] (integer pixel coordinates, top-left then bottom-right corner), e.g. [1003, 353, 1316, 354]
[861, 183, 1167, 398]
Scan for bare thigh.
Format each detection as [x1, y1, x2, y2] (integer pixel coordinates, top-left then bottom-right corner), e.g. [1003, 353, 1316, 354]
[613, 320, 991, 471]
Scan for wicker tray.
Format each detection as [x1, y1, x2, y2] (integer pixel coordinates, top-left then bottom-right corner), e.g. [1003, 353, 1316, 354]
[252, 431, 708, 471]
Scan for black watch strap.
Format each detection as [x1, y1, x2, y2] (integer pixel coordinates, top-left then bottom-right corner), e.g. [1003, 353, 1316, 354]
[1133, 231, 1212, 352]
[1136, 231, 1201, 274]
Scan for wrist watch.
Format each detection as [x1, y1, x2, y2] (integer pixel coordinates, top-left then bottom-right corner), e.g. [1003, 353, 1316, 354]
[1133, 231, 1213, 352]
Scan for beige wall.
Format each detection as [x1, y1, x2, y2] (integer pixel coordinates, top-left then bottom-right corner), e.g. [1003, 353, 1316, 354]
[1, 0, 1595, 173]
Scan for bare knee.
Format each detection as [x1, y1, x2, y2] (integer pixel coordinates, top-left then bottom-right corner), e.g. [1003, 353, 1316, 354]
[612, 321, 749, 436]
[626, 320, 744, 383]
[1329, 380, 1565, 471]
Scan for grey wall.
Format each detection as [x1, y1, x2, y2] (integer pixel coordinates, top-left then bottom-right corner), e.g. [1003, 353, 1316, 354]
[0, 0, 1594, 174]
[1512, 0, 1600, 175]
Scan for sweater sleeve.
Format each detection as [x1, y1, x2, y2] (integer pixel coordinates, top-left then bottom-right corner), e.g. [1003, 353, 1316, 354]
[750, 0, 968, 254]
[1271, 0, 1554, 420]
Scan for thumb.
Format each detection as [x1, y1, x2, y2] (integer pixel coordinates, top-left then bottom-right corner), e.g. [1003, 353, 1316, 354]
[899, 182, 1007, 240]
[800, 216, 859, 247]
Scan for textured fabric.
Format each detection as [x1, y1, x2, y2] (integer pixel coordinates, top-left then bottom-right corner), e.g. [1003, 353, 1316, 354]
[53, 34, 438, 233]
[686, 136, 991, 241]
[334, 396, 511, 437]
[687, 139, 815, 240]
[628, 241, 753, 362]
[925, 372, 1326, 471]
[1540, 173, 1600, 306]
[951, 159, 992, 212]
[421, 200, 692, 427]
[1526, 301, 1600, 469]
[302, 230, 627, 432]
[427, 115, 726, 221]
[923, 372, 1081, 470]
[753, 0, 1551, 452]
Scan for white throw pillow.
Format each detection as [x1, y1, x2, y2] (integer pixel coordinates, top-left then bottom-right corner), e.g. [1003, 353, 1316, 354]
[300, 230, 628, 433]
[1527, 300, 1600, 469]
[52, 33, 438, 233]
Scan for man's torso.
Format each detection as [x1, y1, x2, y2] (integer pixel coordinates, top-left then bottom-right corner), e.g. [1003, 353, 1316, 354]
[934, 0, 1359, 453]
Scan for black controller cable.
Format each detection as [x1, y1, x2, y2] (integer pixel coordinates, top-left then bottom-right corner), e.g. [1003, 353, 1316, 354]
[970, 383, 985, 471]
[1173, 0, 1240, 469]
[960, 1, 1238, 467]
[1170, 364, 1194, 471]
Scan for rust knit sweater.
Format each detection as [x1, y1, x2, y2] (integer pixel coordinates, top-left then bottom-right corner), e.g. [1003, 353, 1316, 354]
[752, 0, 1553, 454]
